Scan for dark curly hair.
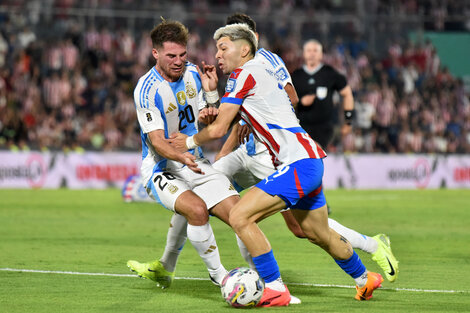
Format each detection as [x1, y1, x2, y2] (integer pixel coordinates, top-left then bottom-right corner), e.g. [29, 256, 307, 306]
[150, 18, 189, 48]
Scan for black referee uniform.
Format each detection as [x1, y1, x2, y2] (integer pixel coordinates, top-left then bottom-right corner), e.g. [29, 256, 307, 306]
[291, 64, 347, 149]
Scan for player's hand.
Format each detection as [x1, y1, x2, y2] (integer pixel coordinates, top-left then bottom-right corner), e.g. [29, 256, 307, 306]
[182, 152, 204, 174]
[197, 61, 218, 92]
[168, 132, 189, 152]
[300, 94, 315, 106]
[237, 124, 251, 145]
[198, 107, 219, 124]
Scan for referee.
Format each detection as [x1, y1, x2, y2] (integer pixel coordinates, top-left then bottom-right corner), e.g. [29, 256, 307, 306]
[291, 39, 354, 150]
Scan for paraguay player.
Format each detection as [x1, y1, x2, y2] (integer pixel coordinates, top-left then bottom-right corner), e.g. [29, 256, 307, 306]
[169, 23, 383, 306]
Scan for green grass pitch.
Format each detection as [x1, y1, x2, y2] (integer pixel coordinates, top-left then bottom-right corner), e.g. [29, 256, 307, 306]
[1, 189, 469, 312]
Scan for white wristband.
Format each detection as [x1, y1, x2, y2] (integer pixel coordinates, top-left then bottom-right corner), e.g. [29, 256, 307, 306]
[204, 90, 219, 104]
[186, 135, 199, 150]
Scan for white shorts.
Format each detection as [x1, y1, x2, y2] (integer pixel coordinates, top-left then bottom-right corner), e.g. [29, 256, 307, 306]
[212, 148, 275, 189]
[212, 148, 290, 212]
[146, 159, 239, 212]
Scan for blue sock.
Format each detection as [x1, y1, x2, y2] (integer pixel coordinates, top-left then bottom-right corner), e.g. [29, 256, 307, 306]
[334, 251, 366, 279]
[252, 250, 280, 283]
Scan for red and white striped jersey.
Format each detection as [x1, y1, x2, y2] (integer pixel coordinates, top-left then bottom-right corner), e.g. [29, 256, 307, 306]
[221, 59, 326, 168]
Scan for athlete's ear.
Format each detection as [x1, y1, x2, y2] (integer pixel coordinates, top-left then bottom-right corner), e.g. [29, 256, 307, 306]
[152, 48, 158, 61]
[240, 43, 250, 58]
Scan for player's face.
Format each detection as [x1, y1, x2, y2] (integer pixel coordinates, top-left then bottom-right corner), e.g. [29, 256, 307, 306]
[215, 37, 243, 75]
[153, 42, 187, 82]
[303, 42, 323, 67]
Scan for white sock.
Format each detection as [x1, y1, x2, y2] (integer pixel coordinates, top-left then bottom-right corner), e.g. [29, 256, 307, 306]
[265, 277, 286, 292]
[160, 214, 188, 272]
[187, 223, 226, 282]
[328, 218, 377, 253]
[354, 270, 368, 287]
[236, 234, 256, 270]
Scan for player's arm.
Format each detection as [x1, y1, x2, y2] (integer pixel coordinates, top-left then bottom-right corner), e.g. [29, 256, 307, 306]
[194, 101, 240, 145]
[168, 101, 240, 151]
[215, 123, 240, 161]
[284, 83, 299, 108]
[147, 130, 202, 174]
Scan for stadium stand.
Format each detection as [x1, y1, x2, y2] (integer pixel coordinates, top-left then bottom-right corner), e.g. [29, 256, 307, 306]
[0, 0, 469, 153]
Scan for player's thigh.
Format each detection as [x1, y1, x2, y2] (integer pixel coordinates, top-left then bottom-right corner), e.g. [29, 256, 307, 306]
[246, 151, 276, 181]
[191, 161, 239, 212]
[147, 171, 190, 212]
[209, 194, 240, 226]
[212, 149, 245, 179]
[229, 187, 286, 230]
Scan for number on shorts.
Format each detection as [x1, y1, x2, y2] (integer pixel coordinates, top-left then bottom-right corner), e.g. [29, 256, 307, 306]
[153, 172, 176, 191]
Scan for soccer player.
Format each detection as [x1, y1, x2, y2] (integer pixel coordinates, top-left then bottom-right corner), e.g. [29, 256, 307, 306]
[127, 19, 239, 287]
[169, 24, 383, 306]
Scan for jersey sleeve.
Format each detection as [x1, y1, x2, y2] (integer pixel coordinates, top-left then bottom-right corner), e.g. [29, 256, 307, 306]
[221, 68, 256, 105]
[332, 68, 348, 91]
[134, 89, 165, 134]
[256, 49, 292, 87]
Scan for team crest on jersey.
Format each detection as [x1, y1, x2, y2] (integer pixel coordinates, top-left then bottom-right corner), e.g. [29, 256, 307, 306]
[226, 78, 236, 92]
[185, 82, 196, 99]
[146, 112, 152, 122]
[176, 91, 186, 105]
[308, 78, 315, 85]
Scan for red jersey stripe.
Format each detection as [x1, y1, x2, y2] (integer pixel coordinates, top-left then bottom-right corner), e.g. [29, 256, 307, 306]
[235, 74, 256, 99]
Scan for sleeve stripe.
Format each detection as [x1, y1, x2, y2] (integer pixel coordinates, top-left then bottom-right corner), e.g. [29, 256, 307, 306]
[221, 97, 243, 105]
[259, 50, 278, 66]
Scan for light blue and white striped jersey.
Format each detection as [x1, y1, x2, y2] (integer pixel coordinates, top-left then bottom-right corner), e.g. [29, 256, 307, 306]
[134, 62, 206, 185]
[240, 48, 293, 156]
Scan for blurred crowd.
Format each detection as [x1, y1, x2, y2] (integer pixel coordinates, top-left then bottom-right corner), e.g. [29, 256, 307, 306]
[0, 0, 469, 153]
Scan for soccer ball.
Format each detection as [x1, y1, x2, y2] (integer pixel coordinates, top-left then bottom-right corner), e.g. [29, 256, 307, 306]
[220, 267, 265, 307]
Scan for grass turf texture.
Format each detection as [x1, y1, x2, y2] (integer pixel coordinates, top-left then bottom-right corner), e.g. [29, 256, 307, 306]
[0, 189, 469, 312]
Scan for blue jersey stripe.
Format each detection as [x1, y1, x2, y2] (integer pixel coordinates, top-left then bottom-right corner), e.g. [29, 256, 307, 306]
[139, 74, 153, 108]
[141, 131, 149, 159]
[221, 97, 243, 105]
[266, 123, 306, 134]
[154, 92, 169, 138]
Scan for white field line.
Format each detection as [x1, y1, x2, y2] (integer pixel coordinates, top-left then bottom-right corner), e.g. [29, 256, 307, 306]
[1, 268, 467, 294]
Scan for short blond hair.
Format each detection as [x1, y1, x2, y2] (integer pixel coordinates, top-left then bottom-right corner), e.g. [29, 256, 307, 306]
[213, 23, 258, 56]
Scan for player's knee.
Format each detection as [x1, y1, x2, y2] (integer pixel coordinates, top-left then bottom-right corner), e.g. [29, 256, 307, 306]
[185, 204, 209, 226]
[306, 232, 328, 248]
[228, 209, 248, 232]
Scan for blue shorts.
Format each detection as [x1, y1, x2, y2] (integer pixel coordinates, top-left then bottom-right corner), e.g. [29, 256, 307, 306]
[255, 158, 326, 210]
